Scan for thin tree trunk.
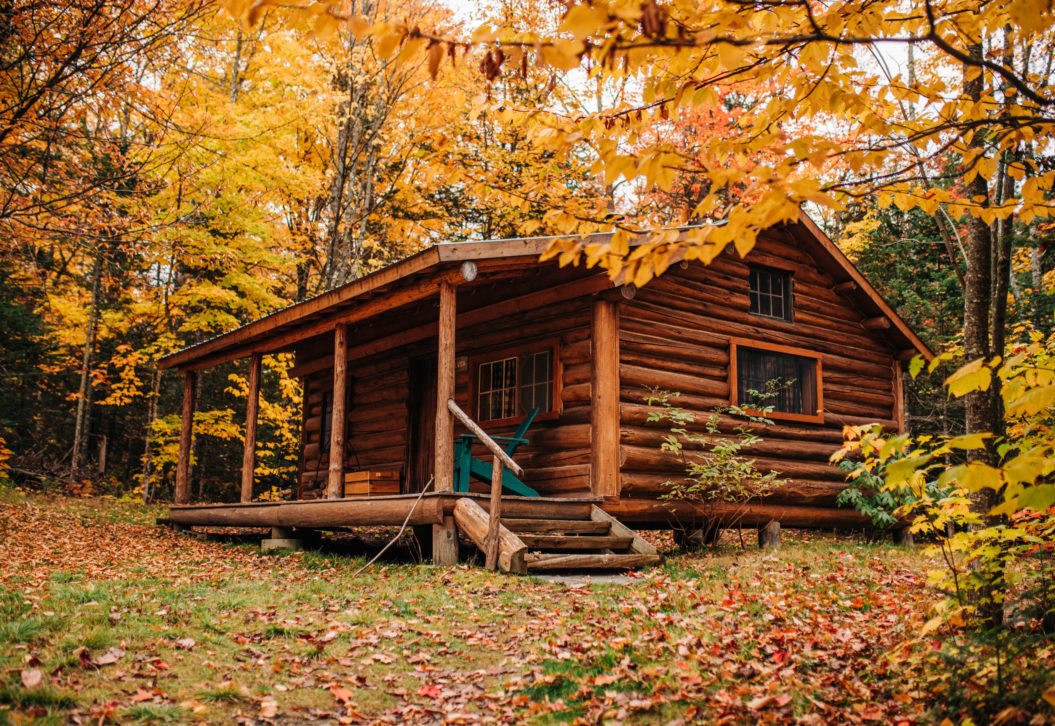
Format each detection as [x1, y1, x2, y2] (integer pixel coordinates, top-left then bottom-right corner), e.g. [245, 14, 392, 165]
[70, 247, 103, 487]
[192, 371, 203, 500]
[141, 364, 161, 502]
[962, 42, 995, 466]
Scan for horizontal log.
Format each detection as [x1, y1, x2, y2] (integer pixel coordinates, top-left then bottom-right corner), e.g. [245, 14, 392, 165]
[525, 553, 662, 571]
[620, 453, 843, 481]
[440, 495, 597, 520]
[621, 387, 727, 413]
[619, 473, 847, 505]
[520, 423, 591, 449]
[825, 399, 893, 419]
[518, 533, 634, 549]
[620, 329, 730, 366]
[620, 351, 727, 383]
[523, 463, 591, 481]
[604, 498, 870, 529]
[825, 382, 895, 408]
[618, 404, 846, 443]
[562, 382, 591, 406]
[563, 362, 591, 386]
[501, 518, 610, 534]
[620, 363, 729, 399]
[516, 448, 592, 468]
[618, 429, 839, 460]
[561, 339, 592, 365]
[168, 496, 443, 527]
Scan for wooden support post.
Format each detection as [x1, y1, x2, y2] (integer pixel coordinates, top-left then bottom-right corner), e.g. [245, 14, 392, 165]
[326, 325, 348, 499]
[241, 353, 262, 503]
[893, 527, 915, 546]
[433, 514, 459, 566]
[485, 455, 503, 571]
[892, 361, 906, 434]
[759, 520, 781, 549]
[434, 281, 456, 493]
[175, 370, 196, 505]
[591, 299, 620, 498]
[433, 282, 458, 564]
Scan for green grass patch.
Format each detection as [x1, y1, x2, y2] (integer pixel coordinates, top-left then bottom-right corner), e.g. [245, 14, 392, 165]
[0, 684, 77, 710]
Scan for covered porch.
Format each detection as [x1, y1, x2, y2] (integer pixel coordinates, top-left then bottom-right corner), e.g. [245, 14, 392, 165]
[157, 238, 660, 570]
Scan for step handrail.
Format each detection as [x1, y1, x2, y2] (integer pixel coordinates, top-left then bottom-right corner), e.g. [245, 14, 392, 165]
[446, 399, 523, 477]
[447, 398, 524, 570]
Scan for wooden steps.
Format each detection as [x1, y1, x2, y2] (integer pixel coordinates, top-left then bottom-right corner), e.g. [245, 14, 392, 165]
[518, 534, 635, 550]
[502, 518, 610, 535]
[453, 498, 660, 574]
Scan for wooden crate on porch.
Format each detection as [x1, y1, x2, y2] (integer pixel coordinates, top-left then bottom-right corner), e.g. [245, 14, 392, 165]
[344, 470, 400, 496]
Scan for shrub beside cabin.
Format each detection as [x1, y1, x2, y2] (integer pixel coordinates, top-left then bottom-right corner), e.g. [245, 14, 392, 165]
[159, 211, 933, 569]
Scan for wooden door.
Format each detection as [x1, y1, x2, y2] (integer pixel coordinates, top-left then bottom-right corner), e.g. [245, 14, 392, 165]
[405, 356, 437, 492]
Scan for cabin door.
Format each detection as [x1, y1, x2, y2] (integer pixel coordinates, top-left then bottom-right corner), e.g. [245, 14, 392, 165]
[405, 355, 437, 492]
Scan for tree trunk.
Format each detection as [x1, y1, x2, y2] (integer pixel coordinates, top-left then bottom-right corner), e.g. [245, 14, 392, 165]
[69, 247, 103, 488]
[962, 42, 995, 473]
[962, 41, 1003, 629]
[141, 364, 161, 502]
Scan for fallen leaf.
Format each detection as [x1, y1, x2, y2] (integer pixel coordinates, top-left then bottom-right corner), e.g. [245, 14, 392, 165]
[331, 685, 354, 704]
[258, 696, 278, 719]
[175, 637, 195, 650]
[21, 668, 42, 688]
[418, 684, 443, 699]
[94, 646, 125, 666]
[747, 695, 774, 710]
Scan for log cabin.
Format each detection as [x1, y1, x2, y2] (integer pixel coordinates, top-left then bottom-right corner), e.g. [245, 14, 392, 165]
[158, 210, 933, 572]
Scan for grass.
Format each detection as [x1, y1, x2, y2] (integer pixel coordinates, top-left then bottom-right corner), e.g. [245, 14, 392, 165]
[0, 487, 971, 724]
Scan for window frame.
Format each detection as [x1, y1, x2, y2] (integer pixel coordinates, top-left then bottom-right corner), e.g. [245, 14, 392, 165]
[728, 337, 824, 424]
[748, 264, 794, 322]
[468, 338, 562, 427]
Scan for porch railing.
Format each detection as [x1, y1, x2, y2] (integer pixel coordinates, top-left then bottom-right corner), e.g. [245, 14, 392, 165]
[447, 399, 523, 570]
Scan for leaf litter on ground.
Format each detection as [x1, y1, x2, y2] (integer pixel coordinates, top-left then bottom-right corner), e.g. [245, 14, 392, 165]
[0, 491, 945, 724]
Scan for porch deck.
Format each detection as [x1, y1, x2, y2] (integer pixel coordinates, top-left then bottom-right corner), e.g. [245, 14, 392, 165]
[165, 493, 601, 529]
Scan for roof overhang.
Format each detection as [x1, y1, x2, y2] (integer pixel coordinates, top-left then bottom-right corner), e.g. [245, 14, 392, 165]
[157, 213, 933, 372]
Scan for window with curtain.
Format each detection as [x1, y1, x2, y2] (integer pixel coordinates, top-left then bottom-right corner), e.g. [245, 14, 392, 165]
[735, 345, 819, 418]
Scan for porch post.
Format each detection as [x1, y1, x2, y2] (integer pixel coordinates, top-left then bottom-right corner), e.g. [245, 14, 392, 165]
[591, 298, 620, 498]
[240, 353, 262, 503]
[433, 281, 458, 565]
[175, 370, 196, 505]
[326, 324, 348, 499]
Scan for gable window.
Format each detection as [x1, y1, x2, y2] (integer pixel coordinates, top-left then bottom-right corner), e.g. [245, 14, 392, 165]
[474, 345, 557, 425]
[749, 265, 792, 321]
[729, 338, 823, 423]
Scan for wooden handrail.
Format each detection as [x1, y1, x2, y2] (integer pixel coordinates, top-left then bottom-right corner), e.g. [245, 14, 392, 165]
[446, 398, 525, 571]
[446, 399, 524, 478]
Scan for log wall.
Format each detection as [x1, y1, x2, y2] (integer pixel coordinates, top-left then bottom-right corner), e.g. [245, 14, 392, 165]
[617, 231, 900, 510]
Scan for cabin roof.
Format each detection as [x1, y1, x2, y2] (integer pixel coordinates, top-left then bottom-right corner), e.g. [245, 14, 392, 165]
[157, 210, 934, 371]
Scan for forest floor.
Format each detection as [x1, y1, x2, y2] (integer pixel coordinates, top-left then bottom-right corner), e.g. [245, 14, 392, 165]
[0, 488, 940, 725]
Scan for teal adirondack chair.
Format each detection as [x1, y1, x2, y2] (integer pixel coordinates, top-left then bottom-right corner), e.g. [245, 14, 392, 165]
[453, 408, 540, 497]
